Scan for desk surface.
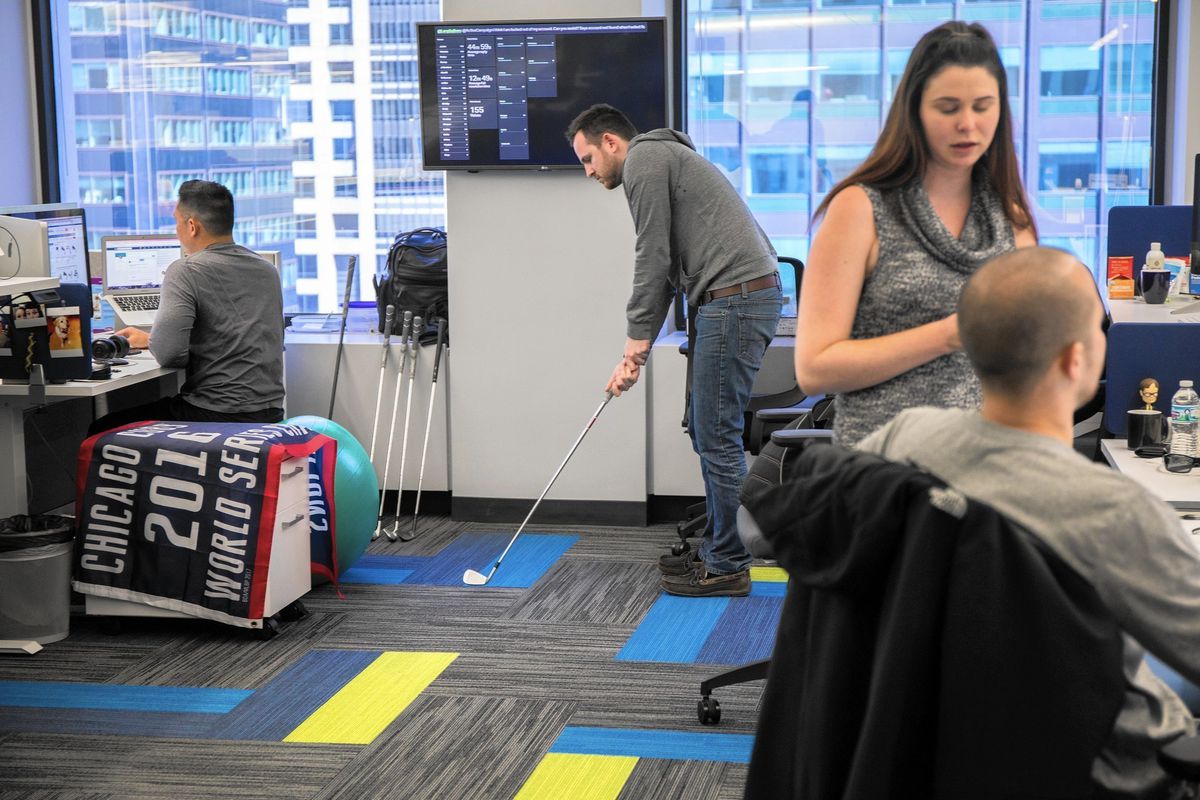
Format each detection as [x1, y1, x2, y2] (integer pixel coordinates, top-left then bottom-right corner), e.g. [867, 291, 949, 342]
[0, 352, 177, 399]
[1100, 439, 1200, 509]
[1109, 298, 1200, 325]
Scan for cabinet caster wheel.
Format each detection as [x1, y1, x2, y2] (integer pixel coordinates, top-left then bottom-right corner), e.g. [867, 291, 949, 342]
[671, 541, 690, 556]
[254, 617, 280, 640]
[280, 600, 308, 622]
[698, 696, 721, 725]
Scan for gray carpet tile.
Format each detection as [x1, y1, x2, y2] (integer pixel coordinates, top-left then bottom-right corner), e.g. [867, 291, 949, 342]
[618, 758, 729, 800]
[0, 517, 769, 798]
[0, 792, 117, 800]
[505, 560, 665, 625]
[0, 734, 357, 800]
[310, 694, 575, 800]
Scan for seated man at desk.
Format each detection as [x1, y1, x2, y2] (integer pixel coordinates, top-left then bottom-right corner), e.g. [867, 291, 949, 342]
[89, 180, 284, 434]
[858, 246, 1200, 798]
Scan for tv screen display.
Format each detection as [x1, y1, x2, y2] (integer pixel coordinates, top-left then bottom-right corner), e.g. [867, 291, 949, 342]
[417, 18, 668, 170]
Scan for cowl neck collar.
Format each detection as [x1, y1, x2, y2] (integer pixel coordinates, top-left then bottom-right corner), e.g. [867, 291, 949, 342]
[896, 170, 1013, 276]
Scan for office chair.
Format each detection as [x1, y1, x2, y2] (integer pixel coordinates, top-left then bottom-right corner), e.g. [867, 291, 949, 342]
[696, 419, 833, 725]
[736, 444, 1200, 798]
[742, 444, 1132, 798]
[673, 256, 809, 556]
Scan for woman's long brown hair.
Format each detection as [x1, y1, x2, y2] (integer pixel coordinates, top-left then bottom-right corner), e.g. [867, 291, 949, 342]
[813, 21, 1036, 237]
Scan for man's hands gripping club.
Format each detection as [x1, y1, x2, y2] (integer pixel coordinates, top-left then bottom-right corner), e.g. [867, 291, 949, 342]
[606, 338, 651, 397]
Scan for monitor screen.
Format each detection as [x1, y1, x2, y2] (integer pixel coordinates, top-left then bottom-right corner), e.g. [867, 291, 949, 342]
[102, 235, 181, 292]
[0, 204, 91, 288]
[417, 18, 668, 170]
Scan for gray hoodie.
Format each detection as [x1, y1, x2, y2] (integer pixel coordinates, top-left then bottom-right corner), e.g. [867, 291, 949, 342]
[622, 129, 777, 341]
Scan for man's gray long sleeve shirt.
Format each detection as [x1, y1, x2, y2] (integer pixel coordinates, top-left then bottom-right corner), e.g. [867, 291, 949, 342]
[150, 242, 284, 413]
[622, 129, 777, 341]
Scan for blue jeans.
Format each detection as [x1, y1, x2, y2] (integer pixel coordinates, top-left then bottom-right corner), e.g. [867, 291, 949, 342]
[690, 285, 782, 575]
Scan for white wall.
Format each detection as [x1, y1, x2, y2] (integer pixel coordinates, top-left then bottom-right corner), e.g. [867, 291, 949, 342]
[443, 0, 664, 520]
[1, 0, 40, 205]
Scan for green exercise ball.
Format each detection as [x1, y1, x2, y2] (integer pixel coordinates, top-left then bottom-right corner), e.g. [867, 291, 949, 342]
[285, 415, 378, 581]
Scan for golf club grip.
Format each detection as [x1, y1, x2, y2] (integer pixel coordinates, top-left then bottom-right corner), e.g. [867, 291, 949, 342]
[340, 256, 357, 319]
[383, 304, 395, 337]
[412, 315, 423, 351]
[399, 310, 413, 343]
[431, 318, 446, 381]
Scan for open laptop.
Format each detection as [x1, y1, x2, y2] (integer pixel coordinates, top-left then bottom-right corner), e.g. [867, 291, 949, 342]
[100, 234, 182, 327]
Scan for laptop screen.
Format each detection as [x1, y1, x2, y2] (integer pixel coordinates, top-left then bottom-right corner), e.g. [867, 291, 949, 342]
[103, 237, 181, 292]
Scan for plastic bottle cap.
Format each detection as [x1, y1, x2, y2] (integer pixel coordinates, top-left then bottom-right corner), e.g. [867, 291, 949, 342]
[1183, 380, 1194, 387]
[1152, 242, 1162, 250]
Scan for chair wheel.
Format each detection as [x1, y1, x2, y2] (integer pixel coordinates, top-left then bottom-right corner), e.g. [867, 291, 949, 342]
[671, 541, 690, 556]
[280, 600, 308, 622]
[698, 696, 721, 725]
[254, 617, 280, 640]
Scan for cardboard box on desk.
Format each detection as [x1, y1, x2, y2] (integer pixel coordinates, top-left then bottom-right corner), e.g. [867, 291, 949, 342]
[1108, 256, 1135, 300]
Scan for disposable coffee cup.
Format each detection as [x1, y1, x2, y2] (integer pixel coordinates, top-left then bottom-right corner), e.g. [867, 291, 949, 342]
[1128, 408, 1166, 449]
[1141, 269, 1171, 305]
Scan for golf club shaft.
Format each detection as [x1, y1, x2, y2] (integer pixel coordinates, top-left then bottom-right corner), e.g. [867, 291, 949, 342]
[327, 255, 357, 420]
[375, 311, 413, 538]
[390, 315, 422, 539]
[483, 392, 613, 577]
[368, 304, 396, 462]
[409, 318, 446, 537]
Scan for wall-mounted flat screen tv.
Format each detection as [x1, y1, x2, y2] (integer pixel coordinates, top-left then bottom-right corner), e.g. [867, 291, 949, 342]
[417, 18, 668, 171]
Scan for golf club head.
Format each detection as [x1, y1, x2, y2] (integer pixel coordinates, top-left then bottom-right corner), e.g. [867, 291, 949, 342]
[462, 569, 490, 586]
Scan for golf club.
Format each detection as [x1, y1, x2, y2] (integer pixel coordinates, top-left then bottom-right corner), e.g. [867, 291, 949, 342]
[367, 304, 396, 464]
[464, 391, 614, 586]
[327, 255, 357, 420]
[374, 310, 412, 540]
[390, 315, 422, 541]
[408, 317, 446, 539]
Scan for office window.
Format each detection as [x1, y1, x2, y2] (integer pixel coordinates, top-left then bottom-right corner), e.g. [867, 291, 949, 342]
[333, 138, 356, 161]
[44, 0, 445, 311]
[75, 118, 124, 148]
[288, 100, 312, 123]
[334, 214, 359, 237]
[686, 0, 1160, 272]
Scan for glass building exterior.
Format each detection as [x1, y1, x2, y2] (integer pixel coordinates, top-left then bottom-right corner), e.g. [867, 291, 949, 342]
[56, 1, 1157, 312]
[687, 0, 1158, 300]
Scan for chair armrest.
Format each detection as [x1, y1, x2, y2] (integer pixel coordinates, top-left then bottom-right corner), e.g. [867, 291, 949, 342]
[1158, 733, 1200, 781]
[771, 428, 835, 448]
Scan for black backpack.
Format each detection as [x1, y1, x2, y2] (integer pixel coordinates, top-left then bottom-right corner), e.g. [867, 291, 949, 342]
[373, 227, 448, 344]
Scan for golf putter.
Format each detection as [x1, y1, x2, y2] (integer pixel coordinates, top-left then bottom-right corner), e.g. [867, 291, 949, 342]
[408, 317, 447, 539]
[391, 315, 423, 541]
[368, 304, 396, 464]
[464, 391, 614, 586]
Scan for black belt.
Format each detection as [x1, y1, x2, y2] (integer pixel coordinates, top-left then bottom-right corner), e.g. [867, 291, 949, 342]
[701, 272, 780, 305]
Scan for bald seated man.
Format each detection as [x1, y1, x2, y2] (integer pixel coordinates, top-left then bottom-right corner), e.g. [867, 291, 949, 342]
[858, 246, 1200, 798]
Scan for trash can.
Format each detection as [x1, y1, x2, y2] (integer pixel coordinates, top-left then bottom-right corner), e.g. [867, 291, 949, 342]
[0, 515, 75, 646]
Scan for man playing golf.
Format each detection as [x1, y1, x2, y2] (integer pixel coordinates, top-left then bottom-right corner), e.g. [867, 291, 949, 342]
[566, 104, 782, 597]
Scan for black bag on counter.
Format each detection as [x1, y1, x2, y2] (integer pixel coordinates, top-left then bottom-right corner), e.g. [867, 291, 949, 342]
[373, 227, 448, 345]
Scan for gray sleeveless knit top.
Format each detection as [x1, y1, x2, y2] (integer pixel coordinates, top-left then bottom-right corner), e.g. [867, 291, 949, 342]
[834, 174, 1016, 446]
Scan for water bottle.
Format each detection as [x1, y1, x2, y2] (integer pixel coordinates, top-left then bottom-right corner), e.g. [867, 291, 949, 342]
[1170, 380, 1200, 457]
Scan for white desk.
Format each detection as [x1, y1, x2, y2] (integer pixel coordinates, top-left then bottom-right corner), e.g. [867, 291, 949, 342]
[1100, 439, 1200, 510]
[0, 353, 181, 517]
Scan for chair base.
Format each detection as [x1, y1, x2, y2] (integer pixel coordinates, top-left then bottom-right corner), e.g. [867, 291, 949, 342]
[697, 658, 770, 725]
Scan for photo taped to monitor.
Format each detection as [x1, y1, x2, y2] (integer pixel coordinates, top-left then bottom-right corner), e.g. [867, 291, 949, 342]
[46, 306, 83, 358]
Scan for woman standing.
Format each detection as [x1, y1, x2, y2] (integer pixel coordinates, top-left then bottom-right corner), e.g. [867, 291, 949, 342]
[795, 21, 1038, 446]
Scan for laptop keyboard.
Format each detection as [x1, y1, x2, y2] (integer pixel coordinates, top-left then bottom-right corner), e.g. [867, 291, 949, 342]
[113, 294, 159, 312]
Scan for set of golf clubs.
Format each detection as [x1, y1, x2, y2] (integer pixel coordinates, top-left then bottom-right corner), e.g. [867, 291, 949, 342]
[366, 305, 448, 542]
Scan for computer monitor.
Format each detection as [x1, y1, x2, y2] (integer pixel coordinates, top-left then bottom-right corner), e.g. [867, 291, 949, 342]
[0, 214, 51, 285]
[0, 204, 91, 287]
[101, 234, 181, 292]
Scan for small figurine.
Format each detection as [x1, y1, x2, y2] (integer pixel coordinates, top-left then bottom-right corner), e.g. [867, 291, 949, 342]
[1139, 378, 1160, 410]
